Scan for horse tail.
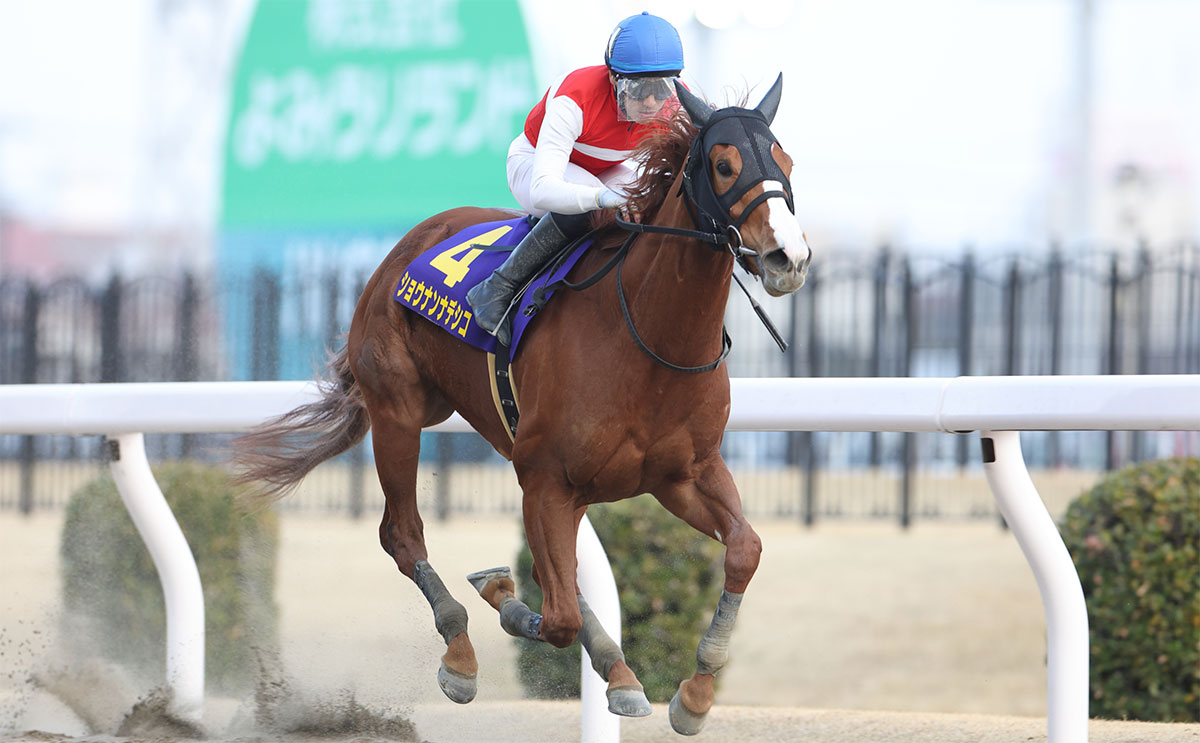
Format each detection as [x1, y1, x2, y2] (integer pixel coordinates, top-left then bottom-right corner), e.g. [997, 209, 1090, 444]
[232, 344, 369, 505]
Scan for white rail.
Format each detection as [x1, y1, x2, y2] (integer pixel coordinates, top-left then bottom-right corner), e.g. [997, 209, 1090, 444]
[3, 375, 1199, 435]
[3, 374, 1199, 742]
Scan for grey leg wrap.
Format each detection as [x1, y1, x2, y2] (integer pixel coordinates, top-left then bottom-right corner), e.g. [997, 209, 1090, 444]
[579, 596, 652, 718]
[577, 596, 624, 681]
[498, 596, 543, 641]
[695, 589, 743, 676]
[414, 560, 469, 644]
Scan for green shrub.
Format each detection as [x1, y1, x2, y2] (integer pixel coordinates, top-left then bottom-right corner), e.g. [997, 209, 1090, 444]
[514, 494, 724, 702]
[1059, 456, 1200, 721]
[60, 460, 279, 694]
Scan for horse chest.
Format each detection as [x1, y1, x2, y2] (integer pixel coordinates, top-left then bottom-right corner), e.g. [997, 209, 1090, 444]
[556, 417, 720, 501]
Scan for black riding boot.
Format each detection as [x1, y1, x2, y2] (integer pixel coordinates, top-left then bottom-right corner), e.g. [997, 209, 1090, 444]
[467, 212, 588, 346]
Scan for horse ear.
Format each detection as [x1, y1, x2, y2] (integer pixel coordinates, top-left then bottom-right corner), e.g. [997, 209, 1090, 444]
[674, 80, 712, 127]
[755, 73, 783, 125]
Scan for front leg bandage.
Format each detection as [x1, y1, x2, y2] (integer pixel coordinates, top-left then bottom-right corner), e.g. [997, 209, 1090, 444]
[577, 596, 625, 681]
[695, 590, 743, 676]
[499, 596, 544, 641]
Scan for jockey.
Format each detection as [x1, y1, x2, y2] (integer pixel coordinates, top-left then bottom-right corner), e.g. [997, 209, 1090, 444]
[467, 11, 685, 346]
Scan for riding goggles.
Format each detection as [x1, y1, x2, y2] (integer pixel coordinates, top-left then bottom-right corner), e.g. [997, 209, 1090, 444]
[615, 75, 677, 122]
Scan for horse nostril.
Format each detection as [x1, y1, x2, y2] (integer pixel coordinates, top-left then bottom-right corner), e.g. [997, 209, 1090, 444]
[762, 248, 790, 273]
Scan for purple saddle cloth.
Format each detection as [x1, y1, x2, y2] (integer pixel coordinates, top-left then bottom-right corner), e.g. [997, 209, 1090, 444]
[392, 217, 592, 360]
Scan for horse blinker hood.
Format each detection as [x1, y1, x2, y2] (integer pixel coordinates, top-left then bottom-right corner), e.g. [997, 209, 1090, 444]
[675, 75, 794, 233]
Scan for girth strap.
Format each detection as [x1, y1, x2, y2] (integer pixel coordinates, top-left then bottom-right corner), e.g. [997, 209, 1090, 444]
[487, 351, 520, 442]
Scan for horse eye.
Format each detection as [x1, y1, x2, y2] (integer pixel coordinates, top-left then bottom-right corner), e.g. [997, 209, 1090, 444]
[716, 161, 734, 177]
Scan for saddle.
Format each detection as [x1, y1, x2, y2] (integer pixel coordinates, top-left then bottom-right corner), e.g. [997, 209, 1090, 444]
[393, 216, 595, 440]
[393, 216, 593, 358]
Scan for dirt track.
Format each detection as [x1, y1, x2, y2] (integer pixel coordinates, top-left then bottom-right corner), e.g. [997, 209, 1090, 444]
[2, 511, 1196, 742]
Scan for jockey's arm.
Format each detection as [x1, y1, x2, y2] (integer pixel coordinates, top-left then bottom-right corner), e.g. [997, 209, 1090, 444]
[528, 95, 615, 215]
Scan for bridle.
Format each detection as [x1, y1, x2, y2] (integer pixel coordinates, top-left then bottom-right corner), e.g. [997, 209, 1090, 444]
[530, 77, 794, 372]
[610, 87, 795, 368]
[680, 106, 794, 234]
[613, 105, 794, 260]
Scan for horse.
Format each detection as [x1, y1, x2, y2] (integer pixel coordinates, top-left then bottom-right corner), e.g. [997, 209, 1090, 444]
[233, 76, 811, 735]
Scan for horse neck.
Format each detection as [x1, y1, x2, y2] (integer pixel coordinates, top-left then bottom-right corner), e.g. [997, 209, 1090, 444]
[620, 174, 735, 362]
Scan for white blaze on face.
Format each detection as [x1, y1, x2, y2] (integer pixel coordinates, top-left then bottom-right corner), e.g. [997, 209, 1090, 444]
[761, 180, 810, 267]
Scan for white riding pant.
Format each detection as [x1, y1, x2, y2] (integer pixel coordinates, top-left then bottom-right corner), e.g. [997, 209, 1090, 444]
[506, 133, 638, 218]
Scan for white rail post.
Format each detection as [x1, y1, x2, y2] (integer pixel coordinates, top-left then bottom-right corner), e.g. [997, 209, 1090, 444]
[576, 514, 621, 743]
[107, 433, 206, 724]
[981, 431, 1089, 743]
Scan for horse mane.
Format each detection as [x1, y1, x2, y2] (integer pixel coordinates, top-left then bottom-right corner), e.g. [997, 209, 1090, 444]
[626, 110, 700, 220]
[589, 87, 753, 242]
[589, 109, 699, 241]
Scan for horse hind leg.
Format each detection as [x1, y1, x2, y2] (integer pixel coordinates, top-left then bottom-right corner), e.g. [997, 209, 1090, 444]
[371, 411, 478, 704]
[414, 561, 478, 703]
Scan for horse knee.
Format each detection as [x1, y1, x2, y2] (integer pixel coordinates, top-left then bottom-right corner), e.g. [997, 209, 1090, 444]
[540, 606, 582, 649]
[542, 622, 580, 649]
[723, 526, 761, 591]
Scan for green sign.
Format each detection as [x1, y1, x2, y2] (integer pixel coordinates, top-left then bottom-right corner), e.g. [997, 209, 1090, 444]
[221, 0, 537, 230]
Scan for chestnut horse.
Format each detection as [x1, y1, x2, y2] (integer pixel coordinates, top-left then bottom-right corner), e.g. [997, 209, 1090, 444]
[233, 77, 810, 735]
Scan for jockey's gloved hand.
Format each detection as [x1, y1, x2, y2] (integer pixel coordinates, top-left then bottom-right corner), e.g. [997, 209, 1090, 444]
[595, 189, 625, 210]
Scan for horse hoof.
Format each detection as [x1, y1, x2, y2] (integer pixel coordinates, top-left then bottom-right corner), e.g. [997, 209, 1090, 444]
[437, 662, 477, 704]
[669, 686, 707, 735]
[466, 566, 512, 594]
[606, 685, 652, 718]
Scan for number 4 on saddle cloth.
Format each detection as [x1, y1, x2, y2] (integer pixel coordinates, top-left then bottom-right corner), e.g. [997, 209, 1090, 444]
[393, 216, 593, 439]
[393, 214, 595, 353]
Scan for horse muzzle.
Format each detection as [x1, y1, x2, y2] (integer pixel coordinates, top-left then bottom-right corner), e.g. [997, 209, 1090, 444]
[759, 245, 811, 297]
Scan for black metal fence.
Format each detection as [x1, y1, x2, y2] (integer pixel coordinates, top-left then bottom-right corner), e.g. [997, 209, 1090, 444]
[2, 243, 1198, 522]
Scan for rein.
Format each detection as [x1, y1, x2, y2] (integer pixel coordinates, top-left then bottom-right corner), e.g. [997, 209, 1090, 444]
[612, 215, 788, 356]
[614, 238, 734, 374]
[526, 227, 733, 374]
[525, 208, 781, 373]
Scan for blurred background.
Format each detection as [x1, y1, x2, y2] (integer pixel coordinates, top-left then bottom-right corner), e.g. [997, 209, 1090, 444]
[1, 0, 1198, 520]
[2, 3, 1199, 734]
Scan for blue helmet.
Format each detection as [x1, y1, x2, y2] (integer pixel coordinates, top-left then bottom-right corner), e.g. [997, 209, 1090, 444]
[604, 12, 684, 77]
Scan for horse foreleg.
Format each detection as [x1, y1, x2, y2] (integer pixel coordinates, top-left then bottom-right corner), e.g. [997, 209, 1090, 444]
[520, 478, 584, 649]
[578, 594, 653, 717]
[670, 588, 745, 735]
[654, 461, 761, 735]
[467, 503, 650, 716]
[465, 566, 543, 640]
